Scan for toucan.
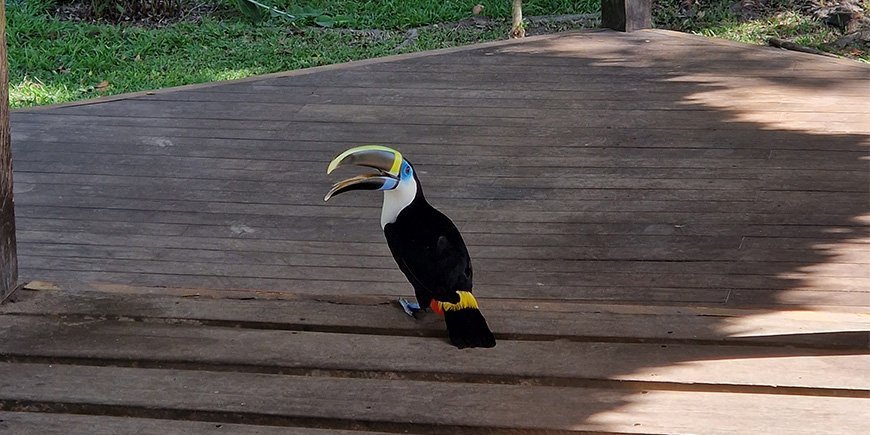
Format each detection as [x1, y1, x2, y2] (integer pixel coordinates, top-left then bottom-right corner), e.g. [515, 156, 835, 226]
[324, 145, 496, 349]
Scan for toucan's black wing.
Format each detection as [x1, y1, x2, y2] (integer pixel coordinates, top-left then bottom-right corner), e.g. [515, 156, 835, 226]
[383, 205, 472, 304]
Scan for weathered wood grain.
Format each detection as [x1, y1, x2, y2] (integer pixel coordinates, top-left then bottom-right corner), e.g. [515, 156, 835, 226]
[603, 0, 652, 32]
[1, 315, 868, 391]
[1, 363, 868, 434]
[0, 412, 387, 435]
[4, 29, 870, 433]
[0, 0, 17, 301]
[12, 110, 868, 134]
[13, 119, 867, 151]
[3, 289, 868, 349]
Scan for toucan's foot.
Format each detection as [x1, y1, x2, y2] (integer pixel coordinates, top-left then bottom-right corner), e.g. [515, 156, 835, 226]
[398, 298, 421, 318]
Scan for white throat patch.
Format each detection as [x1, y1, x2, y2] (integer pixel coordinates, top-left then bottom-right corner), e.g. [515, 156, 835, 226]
[381, 178, 417, 228]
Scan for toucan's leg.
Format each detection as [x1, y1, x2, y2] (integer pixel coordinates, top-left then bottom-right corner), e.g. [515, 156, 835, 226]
[399, 287, 432, 318]
[398, 298, 421, 317]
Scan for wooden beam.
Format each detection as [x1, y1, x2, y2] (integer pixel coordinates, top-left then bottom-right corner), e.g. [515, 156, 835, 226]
[0, 1, 18, 301]
[602, 0, 652, 32]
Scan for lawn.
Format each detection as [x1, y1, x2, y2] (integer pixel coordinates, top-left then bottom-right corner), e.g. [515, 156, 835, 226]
[8, 0, 599, 107]
[7, 0, 868, 108]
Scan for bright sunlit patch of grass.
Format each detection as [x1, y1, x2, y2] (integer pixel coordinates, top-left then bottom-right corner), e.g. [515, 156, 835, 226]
[8, 0, 599, 108]
[9, 0, 865, 108]
[655, 0, 869, 62]
[700, 11, 843, 50]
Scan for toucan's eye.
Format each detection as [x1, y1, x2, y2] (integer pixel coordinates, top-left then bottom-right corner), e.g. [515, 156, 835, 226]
[404, 166, 411, 175]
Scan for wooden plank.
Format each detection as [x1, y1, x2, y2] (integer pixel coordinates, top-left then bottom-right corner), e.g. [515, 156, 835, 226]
[8, 146, 863, 178]
[22, 148, 867, 173]
[727, 289, 870, 308]
[14, 108, 869, 134]
[13, 137, 785, 161]
[155, 82, 870, 105]
[10, 177, 867, 211]
[0, 315, 868, 391]
[10, 172, 866, 212]
[13, 195, 868, 228]
[15, 98, 870, 136]
[12, 208, 869, 239]
[135, 90, 870, 113]
[1, 363, 868, 433]
[12, 166, 867, 195]
[13, 180, 764, 204]
[13, 270, 735, 304]
[14, 120, 867, 152]
[11, 187, 866, 218]
[221, 77, 870, 100]
[0, 0, 16, 301]
[15, 255, 870, 292]
[30, 102, 870, 128]
[15, 241, 869, 277]
[12, 167, 867, 194]
[3, 289, 868, 349]
[352, 59, 869, 79]
[434, 29, 869, 69]
[0, 412, 386, 435]
[16, 229, 870, 266]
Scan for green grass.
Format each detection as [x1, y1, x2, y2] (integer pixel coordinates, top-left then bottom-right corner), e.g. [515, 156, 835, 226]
[654, 0, 869, 62]
[8, 0, 598, 108]
[265, 0, 598, 29]
[8, 0, 867, 108]
[700, 11, 841, 49]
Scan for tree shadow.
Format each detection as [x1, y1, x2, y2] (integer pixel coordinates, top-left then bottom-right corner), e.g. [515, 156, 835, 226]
[7, 29, 870, 432]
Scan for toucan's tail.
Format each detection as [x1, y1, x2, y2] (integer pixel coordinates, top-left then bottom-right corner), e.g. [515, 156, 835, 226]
[431, 291, 496, 349]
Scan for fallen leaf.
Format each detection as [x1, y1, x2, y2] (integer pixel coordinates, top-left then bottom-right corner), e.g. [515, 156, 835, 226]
[25, 281, 60, 291]
[472, 4, 484, 15]
[95, 80, 109, 92]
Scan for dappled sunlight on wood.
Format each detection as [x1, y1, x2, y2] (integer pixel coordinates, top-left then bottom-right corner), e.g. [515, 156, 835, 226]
[4, 29, 869, 433]
[582, 387, 869, 433]
[675, 74, 870, 133]
[714, 310, 870, 337]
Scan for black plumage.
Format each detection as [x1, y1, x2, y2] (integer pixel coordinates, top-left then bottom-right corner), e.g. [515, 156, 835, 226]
[384, 193, 469, 305]
[325, 146, 495, 349]
[383, 171, 495, 349]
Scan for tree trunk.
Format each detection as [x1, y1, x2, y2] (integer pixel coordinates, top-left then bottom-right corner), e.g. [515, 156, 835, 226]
[602, 0, 652, 32]
[510, 0, 525, 38]
[0, 0, 18, 302]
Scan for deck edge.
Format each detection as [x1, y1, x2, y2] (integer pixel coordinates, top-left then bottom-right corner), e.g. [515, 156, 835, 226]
[12, 30, 609, 114]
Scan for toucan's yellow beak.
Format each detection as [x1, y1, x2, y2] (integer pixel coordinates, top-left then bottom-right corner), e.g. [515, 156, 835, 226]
[326, 145, 403, 177]
[324, 145, 404, 202]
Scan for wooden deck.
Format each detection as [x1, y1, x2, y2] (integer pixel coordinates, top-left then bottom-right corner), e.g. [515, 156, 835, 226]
[2, 29, 869, 433]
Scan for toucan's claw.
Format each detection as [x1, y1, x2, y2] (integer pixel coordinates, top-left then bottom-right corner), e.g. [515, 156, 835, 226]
[398, 298, 421, 318]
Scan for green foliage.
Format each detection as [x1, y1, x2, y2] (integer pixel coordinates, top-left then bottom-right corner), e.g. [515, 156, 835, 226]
[265, 0, 599, 29]
[13, 0, 587, 107]
[230, 0, 269, 22]
[653, 0, 868, 61]
[10, 0, 864, 108]
[87, 0, 182, 20]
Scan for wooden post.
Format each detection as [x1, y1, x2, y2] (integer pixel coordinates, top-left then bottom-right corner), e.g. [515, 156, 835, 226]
[0, 0, 18, 302]
[510, 0, 525, 39]
[602, 0, 652, 32]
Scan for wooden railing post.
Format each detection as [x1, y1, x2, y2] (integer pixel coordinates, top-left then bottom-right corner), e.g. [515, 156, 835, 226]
[0, 0, 18, 301]
[602, 0, 652, 32]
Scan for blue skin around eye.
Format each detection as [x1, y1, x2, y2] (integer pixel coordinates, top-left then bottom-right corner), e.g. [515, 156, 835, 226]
[400, 162, 413, 182]
[379, 161, 412, 191]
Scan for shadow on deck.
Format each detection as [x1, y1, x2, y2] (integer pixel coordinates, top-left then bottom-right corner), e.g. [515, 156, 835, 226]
[1, 29, 869, 433]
